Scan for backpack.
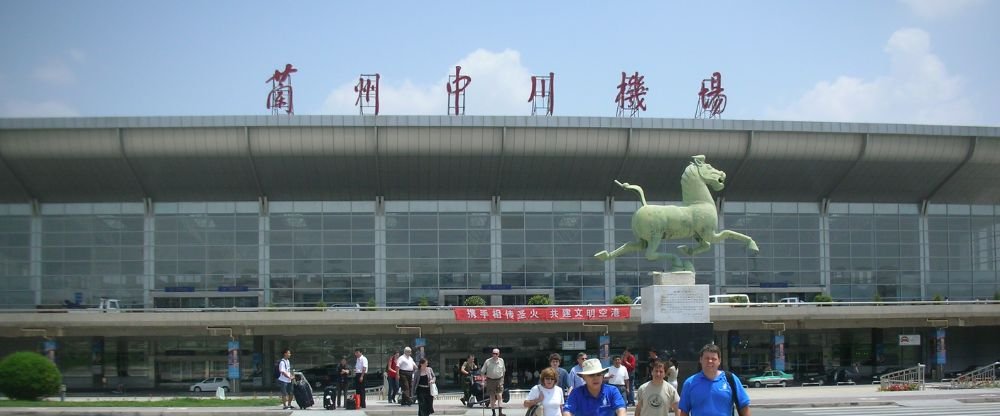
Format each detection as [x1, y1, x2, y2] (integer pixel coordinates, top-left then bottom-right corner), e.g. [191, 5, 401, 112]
[725, 370, 741, 415]
[275, 358, 286, 380]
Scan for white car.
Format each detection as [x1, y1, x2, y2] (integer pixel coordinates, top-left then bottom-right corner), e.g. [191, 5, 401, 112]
[779, 297, 806, 305]
[189, 377, 230, 392]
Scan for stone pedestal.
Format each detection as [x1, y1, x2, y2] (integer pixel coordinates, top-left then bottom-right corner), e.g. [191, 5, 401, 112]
[638, 271, 715, 376]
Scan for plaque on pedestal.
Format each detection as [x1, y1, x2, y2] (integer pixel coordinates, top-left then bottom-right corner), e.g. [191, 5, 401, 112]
[640, 272, 709, 324]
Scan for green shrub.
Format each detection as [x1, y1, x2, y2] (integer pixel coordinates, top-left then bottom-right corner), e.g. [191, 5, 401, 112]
[932, 294, 943, 302]
[612, 295, 632, 305]
[527, 295, 552, 305]
[994, 291, 999, 301]
[418, 297, 430, 307]
[315, 300, 327, 309]
[0, 351, 62, 400]
[364, 298, 376, 311]
[812, 293, 833, 303]
[464, 296, 486, 306]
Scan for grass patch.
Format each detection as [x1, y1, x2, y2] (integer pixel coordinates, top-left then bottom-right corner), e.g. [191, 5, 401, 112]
[0, 398, 281, 407]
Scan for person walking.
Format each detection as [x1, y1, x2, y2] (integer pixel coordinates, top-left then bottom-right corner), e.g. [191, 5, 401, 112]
[460, 354, 479, 406]
[635, 360, 679, 416]
[678, 344, 751, 416]
[354, 349, 369, 408]
[415, 358, 437, 416]
[397, 346, 416, 406]
[524, 367, 564, 416]
[277, 349, 294, 410]
[562, 358, 626, 416]
[622, 348, 637, 406]
[387, 351, 400, 404]
[666, 358, 679, 390]
[567, 352, 588, 396]
[335, 357, 351, 408]
[604, 356, 629, 400]
[482, 348, 507, 416]
[548, 353, 571, 397]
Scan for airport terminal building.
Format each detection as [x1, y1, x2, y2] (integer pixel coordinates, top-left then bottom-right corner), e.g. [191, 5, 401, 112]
[0, 115, 998, 390]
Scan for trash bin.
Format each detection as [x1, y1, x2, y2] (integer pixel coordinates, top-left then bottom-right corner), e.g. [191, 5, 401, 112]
[216, 386, 226, 400]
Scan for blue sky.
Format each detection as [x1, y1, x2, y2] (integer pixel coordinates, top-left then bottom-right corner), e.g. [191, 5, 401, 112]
[1, 0, 997, 126]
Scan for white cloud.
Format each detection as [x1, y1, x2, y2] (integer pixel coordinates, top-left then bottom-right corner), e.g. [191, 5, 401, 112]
[0, 100, 80, 118]
[321, 49, 532, 116]
[899, 0, 984, 20]
[33, 60, 76, 85]
[766, 28, 977, 125]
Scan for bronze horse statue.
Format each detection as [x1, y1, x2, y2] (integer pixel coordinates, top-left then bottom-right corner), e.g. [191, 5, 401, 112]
[594, 155, 758, 271]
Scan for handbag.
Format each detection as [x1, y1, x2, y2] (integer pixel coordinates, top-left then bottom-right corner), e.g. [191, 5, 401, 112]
[525, 403, 542, 416]
[430, 382, 439, 397]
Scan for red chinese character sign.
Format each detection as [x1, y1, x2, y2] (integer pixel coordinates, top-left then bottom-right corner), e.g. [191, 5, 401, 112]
[528, 72, 555, 116]
[446, 65, 471, 115]
[354, 73, 380, 115]
[453, 306, 631, 322]
[615, 71, 648, 117]
[696, 71, 727, 119]
[266, 64, 298, 115]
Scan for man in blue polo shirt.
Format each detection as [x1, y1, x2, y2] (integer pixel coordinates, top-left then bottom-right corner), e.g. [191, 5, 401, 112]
[678, 344, 751, 416]
[562, 358, 626, 416]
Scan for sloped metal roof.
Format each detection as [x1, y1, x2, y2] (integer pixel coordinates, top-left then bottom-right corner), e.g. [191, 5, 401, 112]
[0, 116, 998, 204]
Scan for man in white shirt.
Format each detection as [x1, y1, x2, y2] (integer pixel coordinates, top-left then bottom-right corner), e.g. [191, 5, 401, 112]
[605, 356, 630, 400]
[482, 348, 507, 416]
[354, 349, 369, 408]
[396, 346, 416, 406]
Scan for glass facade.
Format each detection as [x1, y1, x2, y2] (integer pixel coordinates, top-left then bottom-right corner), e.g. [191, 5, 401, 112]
[270, 201, 376, 306]
[0, 205, 31, 308]
[501, 201, 605, 304]
[40, 204, 145, 307]
[3, 200, 1000, 309]
[386, 201, 491, 306]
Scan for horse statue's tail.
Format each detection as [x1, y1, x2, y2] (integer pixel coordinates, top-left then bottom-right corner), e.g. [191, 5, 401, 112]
[614, 180, 648, 207]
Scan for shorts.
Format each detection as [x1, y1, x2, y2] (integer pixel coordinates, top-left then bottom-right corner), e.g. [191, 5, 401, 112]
[485, 378, 503, 396]
[279, 380, 293, 395]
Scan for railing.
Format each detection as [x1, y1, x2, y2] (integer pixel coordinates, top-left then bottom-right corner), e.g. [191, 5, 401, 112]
[879, 364, 925, 391]
[5, 299, 1000, 313]
[951, 362, 1000, 389]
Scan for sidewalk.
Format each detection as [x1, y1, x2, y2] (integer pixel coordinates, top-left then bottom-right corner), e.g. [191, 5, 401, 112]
[3, 384, 998, 415]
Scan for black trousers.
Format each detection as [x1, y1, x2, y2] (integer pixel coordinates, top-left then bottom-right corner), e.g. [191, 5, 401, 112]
[399, 370, 414, 404]
[354, 374, 367, 408]
[336, 381, 348, 407]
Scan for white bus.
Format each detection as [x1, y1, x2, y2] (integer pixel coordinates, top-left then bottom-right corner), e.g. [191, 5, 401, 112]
[708, 294, 751, 305]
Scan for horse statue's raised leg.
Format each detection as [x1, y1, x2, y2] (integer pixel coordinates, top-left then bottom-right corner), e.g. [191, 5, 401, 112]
[678, 237, 711, 256]
[594, 240, 644, 261]
[703, 229, 759, 254]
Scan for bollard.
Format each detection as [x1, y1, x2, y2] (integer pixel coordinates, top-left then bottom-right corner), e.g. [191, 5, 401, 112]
[59, 384, 66, 402]
[216, 386, 226, 400]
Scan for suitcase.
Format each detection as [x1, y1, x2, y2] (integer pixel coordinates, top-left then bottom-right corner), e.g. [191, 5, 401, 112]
[345, 395, 357, 410]
[293, 382, 315, 409]
[323, 386, 336, 410]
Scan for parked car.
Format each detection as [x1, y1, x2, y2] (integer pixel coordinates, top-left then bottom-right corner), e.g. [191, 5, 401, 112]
[945, 364, 982, 380]
[826, 367, 863, 385]
[189, 377, 230, 392]
[632, 296, 642, 305]
[299, 364, 339, 388]
[746, 370, 794, 387]
[779, 297, 806, 305]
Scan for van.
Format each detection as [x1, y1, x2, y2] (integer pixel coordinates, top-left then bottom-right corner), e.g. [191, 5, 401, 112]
[708, 294, 750, 306]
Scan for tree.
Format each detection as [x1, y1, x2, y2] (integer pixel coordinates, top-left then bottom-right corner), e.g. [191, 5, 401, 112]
[612, 295, 632, 305]
[812, 293, 833, 303]
[464, 296, 486, 306]
[0, 351, 61, 401]
[527, 295, 552, 305]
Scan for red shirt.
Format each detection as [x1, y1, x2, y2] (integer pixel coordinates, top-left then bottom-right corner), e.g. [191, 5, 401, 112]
[388, 357, 399, 380]
[622, 353, 636, 373]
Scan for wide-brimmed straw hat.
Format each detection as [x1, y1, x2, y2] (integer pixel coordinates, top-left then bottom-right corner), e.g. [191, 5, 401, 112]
[577, 358, 608, 375]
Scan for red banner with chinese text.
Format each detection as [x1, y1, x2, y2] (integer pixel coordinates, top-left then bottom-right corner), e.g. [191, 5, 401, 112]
[453, 306, 631, 322]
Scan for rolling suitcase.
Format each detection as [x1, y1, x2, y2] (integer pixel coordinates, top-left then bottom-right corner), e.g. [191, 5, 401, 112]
[293, 381, 315, 409]
[323, 385, 336, 410]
